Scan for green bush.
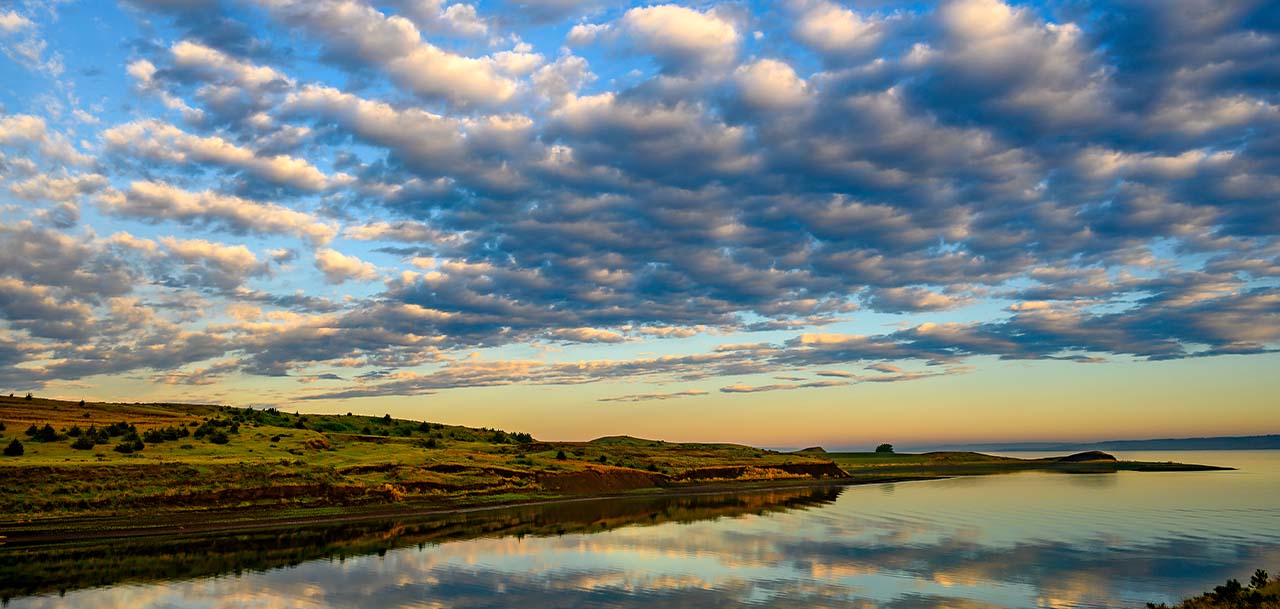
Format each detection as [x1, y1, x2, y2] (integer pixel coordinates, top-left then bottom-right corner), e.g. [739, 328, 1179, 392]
[70, 436, 95, 450]
[113, 434, 144, 454]
[3, 438, 22, 456]
[556, 450, 567, 460]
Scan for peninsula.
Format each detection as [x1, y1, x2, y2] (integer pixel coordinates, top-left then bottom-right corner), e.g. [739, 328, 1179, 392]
[0, 395, 1228, 543]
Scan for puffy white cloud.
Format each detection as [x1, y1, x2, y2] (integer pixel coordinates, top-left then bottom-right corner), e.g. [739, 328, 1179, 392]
[98, 181, 338, 245]
[791, 0, 884, 55]
[253, 0, 519, 105]
[391, 0, 489, 38]
[102, 120, 339, 191]
[733, 59, 810, 110]
[0, 114, 91, 164]
[169, 40, 293, 89]
[8, 172, 108, 202]
[314, 248, 380, 283]
[578, 4, 740, 72]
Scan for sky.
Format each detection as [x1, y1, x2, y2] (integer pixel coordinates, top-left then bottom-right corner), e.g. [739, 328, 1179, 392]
[0, 0, 1277, 448]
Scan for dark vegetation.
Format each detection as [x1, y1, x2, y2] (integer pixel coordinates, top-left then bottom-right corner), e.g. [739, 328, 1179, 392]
[1149, 569, 1280, 608]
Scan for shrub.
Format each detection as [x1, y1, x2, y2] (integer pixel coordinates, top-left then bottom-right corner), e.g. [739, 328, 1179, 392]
[32, 424, 62, 442]
[875, 443, 894, 453]
[4, 438, 23, 456]
[1251, 569, 1269, 589]
[0, 421, 5, 432]
[67, 425, 83, 437]
[597, 455, 608, 464]
[556, 450, 567, 460]
[70, 436, 95, 450]
[511, 432, 534, 444]
[113, 434, 144, 454]
[24, 392, 33, 401]
[24, 424, 37, 437]
[207, 430, 230, 445]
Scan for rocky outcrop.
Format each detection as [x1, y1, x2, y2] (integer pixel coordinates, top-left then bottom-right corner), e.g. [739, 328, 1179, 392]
[674, 461, 848, 481]
[537, 467, 669, 493]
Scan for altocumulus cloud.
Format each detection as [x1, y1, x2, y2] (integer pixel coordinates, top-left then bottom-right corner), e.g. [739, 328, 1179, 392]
[0, 0, 1276, 402]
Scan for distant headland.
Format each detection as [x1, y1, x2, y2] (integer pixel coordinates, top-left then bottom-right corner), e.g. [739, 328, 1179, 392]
[915, 434, 1280, 452]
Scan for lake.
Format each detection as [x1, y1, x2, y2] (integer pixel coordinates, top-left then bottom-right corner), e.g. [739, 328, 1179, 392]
[5, 450, 1279, 608]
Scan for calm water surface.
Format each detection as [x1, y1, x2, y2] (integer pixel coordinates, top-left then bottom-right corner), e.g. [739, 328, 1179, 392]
[8, 450, 1280, 609]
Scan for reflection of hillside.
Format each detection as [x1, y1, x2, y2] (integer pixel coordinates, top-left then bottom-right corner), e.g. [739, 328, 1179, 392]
[0, 486, 842, 601]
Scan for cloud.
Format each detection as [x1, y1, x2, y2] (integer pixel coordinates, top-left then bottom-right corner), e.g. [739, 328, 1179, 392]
[169, 40, 292, 90]
[314, 248, 380, 283]
[0, 11, 33, 35]
[3, 0, 1279, 403]
[791, 0, 885, 57]
[863, 287, 974, 313]
[0, 115, 91, 164]
[733, 59, 811, 110]
[252, 0, 520, 106]
[550, 327, 628, 343]
[719, 380, 849, 393]
[598, 389, 708, 402]
[576, 4, 740, 73]
[102, 120, 341, 191]
[389, 0, 489, 38]
[98, 181, 338, 245]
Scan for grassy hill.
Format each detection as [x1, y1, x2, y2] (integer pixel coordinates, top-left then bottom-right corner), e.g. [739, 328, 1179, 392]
[0, 395, 843, 523]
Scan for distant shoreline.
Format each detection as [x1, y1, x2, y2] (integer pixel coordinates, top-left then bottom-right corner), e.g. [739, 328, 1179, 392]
[908, 434, 1280, 453]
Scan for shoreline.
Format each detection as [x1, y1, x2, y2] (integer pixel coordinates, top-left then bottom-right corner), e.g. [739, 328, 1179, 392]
[0, 461, 1232, 547]
[0, 474, 943, 547]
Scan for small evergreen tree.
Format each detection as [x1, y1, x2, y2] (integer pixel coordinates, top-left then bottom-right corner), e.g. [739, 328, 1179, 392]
[70, 436, 95, 450]
[23, 392, 33, 401]
[1252, 569, 1270, 589]
[875, 443, 894, 453]
[556, 450, 567, 460]
[4, 438, 23, 456]
[0, 421, 6, 432]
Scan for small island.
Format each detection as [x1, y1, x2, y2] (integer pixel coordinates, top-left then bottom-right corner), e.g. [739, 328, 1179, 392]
[0, 394, 1229, 546]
